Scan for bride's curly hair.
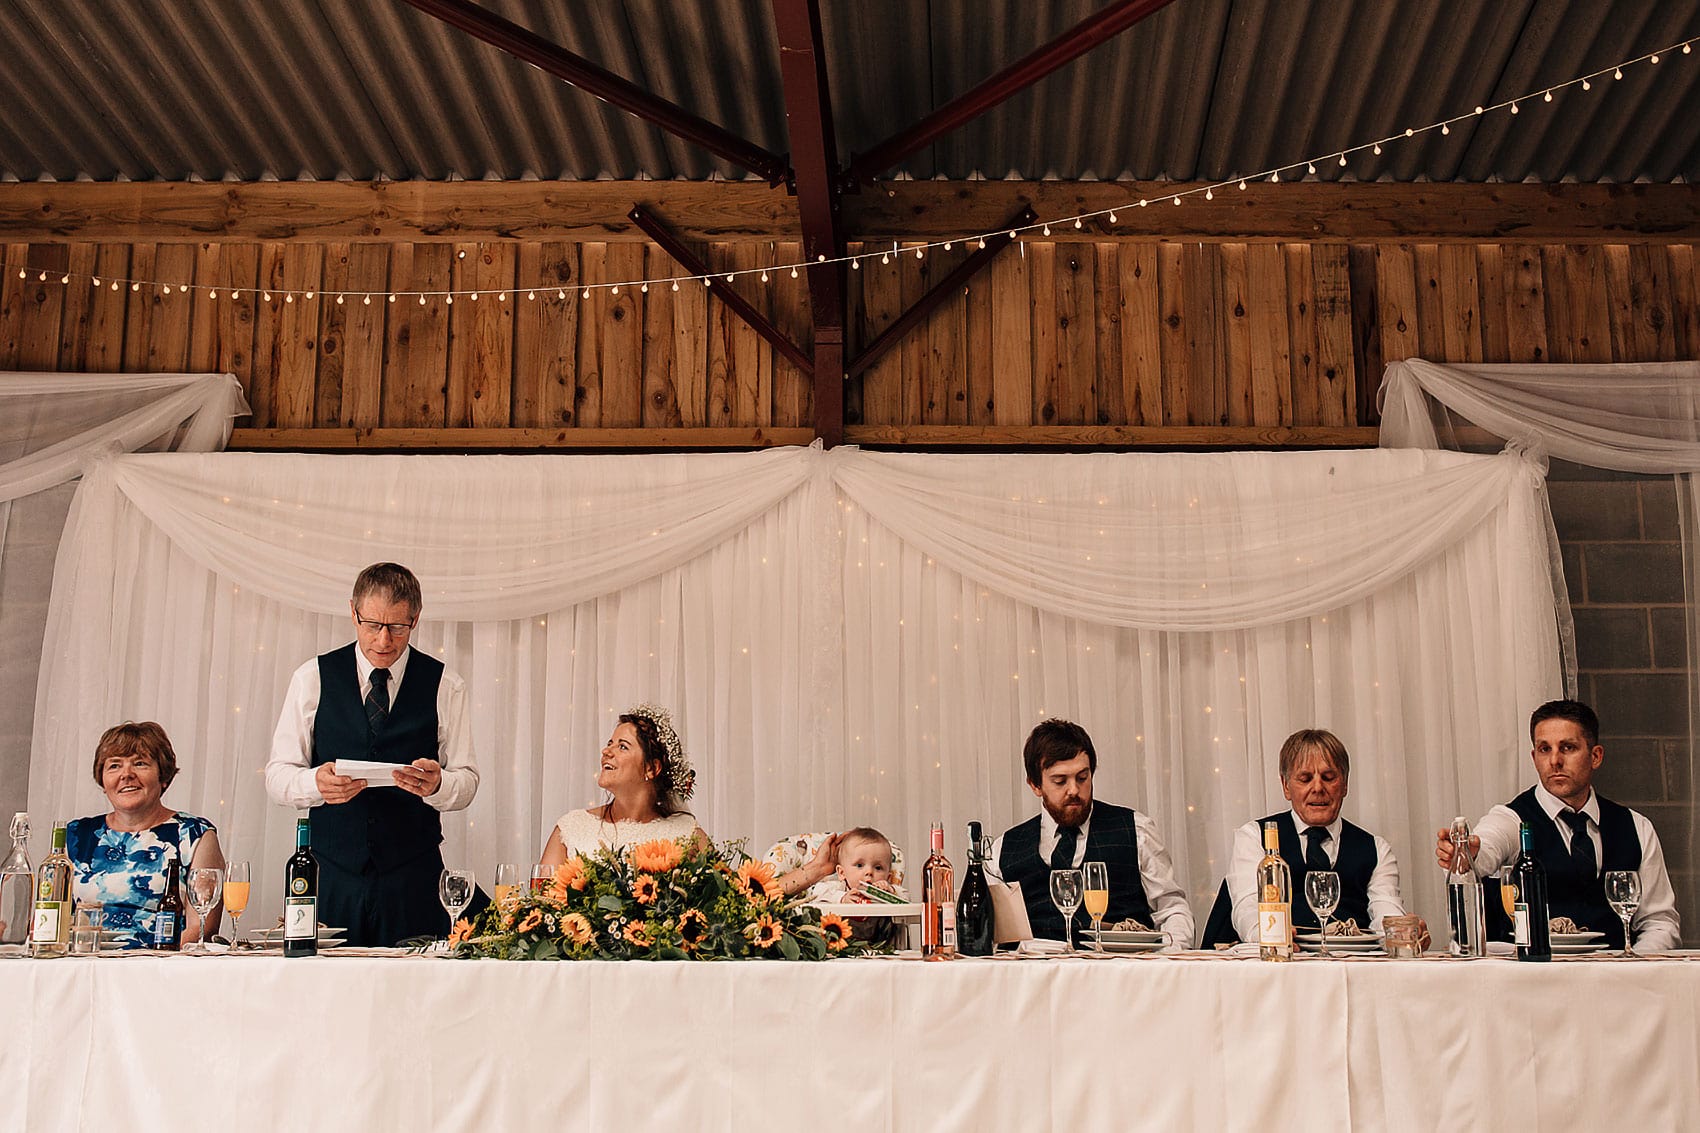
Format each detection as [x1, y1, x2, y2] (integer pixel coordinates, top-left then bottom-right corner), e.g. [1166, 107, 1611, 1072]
[611, 706, 695, 817]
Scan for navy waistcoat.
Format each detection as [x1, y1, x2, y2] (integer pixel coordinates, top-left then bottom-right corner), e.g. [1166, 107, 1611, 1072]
[1507, 788, 1641, 949]
[998, 801, 1154, 941]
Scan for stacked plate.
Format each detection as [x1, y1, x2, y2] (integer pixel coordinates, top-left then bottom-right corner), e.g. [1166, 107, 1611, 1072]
[1095, 928, 1165, 954]
[1295, 931, 1383, 954]
[252, 926, 348, 950]
[1551, 930, 1608, 955]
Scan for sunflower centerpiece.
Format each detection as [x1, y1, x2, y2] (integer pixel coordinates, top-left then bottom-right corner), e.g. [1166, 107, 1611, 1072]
[449, 836, 871, 961]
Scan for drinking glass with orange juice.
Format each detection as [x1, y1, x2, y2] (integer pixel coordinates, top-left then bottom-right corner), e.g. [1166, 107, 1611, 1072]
[494, 863, 522, 911]
[222, 861, 250, 947]
[1498, 865, 1518, 919]
[1083, 861, 1110, 951]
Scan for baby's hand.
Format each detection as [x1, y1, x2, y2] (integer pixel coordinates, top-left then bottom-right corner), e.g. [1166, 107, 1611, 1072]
[845, 891, 872, 904]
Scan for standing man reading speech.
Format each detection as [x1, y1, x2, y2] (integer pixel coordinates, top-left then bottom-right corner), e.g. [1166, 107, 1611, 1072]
[266, 563, 479, 946]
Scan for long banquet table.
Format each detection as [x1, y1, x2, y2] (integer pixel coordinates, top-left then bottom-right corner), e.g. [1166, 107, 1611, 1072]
[5, 950, 1698, 1132]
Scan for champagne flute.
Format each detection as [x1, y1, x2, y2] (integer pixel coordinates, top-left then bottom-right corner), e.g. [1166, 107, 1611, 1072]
[1049, 868, 1084, 954]
[1498, 865, 1518, 919]
[438, 868, 475, 951]
[1304, 870, 1342, 956]
[222, 861, 251, 948]
[494, 863, 521, 911]
[1082, 861, 1110, 952]
[184, 866, 223, 954]
[1604, 870, 1642, 958]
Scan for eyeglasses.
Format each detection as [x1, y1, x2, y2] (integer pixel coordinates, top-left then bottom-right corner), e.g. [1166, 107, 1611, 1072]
[354, 613, 416, 637]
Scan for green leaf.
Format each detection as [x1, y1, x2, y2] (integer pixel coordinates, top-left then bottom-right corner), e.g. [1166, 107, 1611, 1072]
[777, 934, 801, 961]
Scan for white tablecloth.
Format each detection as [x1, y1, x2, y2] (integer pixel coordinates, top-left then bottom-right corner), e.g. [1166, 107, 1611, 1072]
[4, 953, 1697, 1132]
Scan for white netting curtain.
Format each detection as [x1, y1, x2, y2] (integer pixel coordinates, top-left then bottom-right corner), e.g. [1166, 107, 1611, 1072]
[1381, 357, 1700, 931]
[0, 373, 248, 821]
[31, 444, 1560, 932]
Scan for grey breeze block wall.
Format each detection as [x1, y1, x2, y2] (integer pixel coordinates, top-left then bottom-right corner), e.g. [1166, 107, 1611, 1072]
[1548, 462, 1695, 942]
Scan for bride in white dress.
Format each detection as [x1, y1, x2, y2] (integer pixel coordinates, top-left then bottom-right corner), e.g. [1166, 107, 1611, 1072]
[539, 704, 706, 862]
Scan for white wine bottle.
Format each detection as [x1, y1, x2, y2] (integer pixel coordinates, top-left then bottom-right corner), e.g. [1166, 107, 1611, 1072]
[30, 821, 72, 958]
[1256, 820, 1292, 962]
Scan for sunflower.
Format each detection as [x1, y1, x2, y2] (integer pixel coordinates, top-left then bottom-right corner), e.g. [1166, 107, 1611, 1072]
[750, 914, 784, 950]
[623, 921, 654, 947]
[561, 912, 594, 945]
[447, 917, 474, 948]
[819, 913, 853, 952]
[633, 873, 661, 905]
[516, 908, 543, 934]
[677, 908, 709, 948]
[551, 857, 588, 898]
[630, 838, 684, 874]
[735, 860, 782, 903]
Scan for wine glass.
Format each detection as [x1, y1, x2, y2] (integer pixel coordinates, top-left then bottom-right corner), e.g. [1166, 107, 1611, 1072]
[530, 862, 554, 895]
[184, 867, 223, 954]
[1604, 870, 1642, 958]
[438, 868, 475, 950]
[1082, 862, 1110, 952]
[494, 863, 522, 911]
[1304, 870, 1342, 957]
[1049, 868, 1084, 954]
[222, 861, 251, 948]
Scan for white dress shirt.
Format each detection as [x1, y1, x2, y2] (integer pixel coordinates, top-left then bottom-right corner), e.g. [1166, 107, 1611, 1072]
[1466, 784, 1681, 952]
[986, 803, 1196, 950]
[1227, 811, 1406, 941]
[266, 643, 479, 812]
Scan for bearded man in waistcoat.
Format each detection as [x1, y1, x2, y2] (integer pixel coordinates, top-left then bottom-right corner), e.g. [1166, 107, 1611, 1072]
[266, 563, 479, 946]
[1436, 699, 1680, 951]
[1223, 728, 1418, 944]
[987, 718, 1194, 949]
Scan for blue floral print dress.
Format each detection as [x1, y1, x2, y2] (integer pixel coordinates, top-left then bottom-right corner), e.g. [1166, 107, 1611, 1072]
[66, 813, 216, 948]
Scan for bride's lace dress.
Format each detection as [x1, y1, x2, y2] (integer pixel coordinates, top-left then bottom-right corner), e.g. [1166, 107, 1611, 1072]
[553, 808, 698, 856]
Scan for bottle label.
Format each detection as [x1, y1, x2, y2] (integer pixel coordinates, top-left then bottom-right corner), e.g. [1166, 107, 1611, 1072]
[940, 903, 956, 948]
[151, 912, 177, 947]
[285, 898, 317, 940]
[1513, 902, 1530, 947]
[1258, 903, 1290, 946]
[31, 903, 62, 942]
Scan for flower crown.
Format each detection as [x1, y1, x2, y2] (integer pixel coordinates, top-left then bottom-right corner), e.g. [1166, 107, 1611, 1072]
[626, 703, 695, 803]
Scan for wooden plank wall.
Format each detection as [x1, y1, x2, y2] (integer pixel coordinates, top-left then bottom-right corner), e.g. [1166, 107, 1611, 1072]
[1, 238, 1696, 442]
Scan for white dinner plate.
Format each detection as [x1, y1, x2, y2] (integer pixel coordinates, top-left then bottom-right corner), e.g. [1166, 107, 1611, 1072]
[253, 926, 348, 944]
[1552, 941, 1609, 955]
[1099, 929, 1165, 944]
[1295, 932, 1381, 946]
[1098, 939, 1165, 954]
[1551, 930, 1607, 944]
[1297, 941, 1383, 954]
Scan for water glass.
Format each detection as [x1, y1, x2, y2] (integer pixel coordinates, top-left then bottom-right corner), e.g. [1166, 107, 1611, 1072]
[1049, 868, 1084, 954]
[438, 868, 476, 948]
[71, 902, 104, 955]
[185, 867, 224, 954]
[1304, 870, 1342, 956]
[1604, 869, 1642, 957]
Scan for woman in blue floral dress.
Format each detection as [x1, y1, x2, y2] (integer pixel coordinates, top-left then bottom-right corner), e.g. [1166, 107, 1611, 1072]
[67, 722, 224, 948]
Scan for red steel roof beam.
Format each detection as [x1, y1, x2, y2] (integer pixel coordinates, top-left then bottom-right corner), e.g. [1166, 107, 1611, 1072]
[397, 0, 789, 184]
[844, 0, 1181, 185]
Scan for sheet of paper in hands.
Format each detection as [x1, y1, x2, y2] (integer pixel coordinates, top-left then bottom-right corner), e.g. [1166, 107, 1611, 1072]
[329, 759, 403, 786]
[990, 878, 1033, 944]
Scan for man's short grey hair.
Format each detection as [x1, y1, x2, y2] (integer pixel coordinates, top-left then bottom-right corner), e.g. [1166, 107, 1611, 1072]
[352, 562, 422, 615]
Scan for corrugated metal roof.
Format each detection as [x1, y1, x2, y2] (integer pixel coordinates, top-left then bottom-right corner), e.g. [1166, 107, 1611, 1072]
[0, 0, 1696, 185]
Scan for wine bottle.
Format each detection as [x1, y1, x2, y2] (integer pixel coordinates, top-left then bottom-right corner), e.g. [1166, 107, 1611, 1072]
[150, 847, 183, 951]
[921, 822, 957, 960]
[955, 820, 995, 957]
[284, 817, 318, 958]
[0, 813, 33, 950]
[29, 821, 72, 958]
[1513, 821, 1551, 962]
[1256, 820, 1292, 962]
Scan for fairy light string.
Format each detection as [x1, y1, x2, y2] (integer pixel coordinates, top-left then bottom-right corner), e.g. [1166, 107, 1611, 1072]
[4, 35, 1693, 306]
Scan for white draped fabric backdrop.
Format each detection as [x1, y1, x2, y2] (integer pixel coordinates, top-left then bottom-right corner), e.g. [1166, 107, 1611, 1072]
[27, 440, 1562, 935]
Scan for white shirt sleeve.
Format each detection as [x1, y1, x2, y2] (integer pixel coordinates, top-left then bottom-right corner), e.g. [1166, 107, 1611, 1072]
[1227, 819, 1264, 943]
[1627, 813, 1681, 952]
[1133, 811, 1194, 950]
[1365, 833, 1407, 935]
[425, 666, 478, 812]
[265, 659, 325, 810]
[1467, 804, 1524, 876]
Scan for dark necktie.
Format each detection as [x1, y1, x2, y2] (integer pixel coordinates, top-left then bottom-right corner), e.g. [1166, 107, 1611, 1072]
[1560, 810, 1597, 879]
[1304, 826, 1331, 872]
[366, 667, 391, 732]
[1051, 824, 1080, 870]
